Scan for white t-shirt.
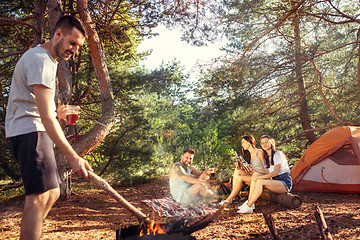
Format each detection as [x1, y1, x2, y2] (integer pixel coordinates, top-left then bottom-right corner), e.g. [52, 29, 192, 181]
[267, 151, 290, 175]
[5, 46, 58, 138]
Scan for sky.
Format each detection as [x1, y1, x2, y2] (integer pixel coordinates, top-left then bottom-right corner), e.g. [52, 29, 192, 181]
[137, 25, 226, 82]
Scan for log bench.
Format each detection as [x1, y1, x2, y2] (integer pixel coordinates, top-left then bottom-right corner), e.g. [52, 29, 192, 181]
[215, 171, 302, 209]
[260, 188, 302, 208]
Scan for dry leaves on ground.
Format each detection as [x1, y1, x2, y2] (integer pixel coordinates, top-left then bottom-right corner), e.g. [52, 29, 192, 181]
[0, 177, 359, 239]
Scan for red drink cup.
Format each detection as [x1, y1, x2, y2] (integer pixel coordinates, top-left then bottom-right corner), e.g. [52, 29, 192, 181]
[66, 113, 79, 125]
[209, 168, 216, 177]
[66, 105, 80, 125]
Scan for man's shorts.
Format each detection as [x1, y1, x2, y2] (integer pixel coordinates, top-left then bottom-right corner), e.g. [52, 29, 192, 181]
[179, 187, 200, 204]
[9, 131, 61, 195]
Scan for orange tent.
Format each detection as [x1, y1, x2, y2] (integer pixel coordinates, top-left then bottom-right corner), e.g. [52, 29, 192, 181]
[291, 126, 360, 193]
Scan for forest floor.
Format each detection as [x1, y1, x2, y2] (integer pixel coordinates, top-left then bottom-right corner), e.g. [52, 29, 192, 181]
[0, 177, 360, 240]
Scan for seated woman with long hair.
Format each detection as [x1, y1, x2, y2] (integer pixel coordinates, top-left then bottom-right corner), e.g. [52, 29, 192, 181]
[237, 135, 292, 213]
[220, 135, 266, 205]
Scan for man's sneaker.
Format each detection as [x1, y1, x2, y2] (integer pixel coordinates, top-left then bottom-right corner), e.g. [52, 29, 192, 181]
[237, 203, 253, 214]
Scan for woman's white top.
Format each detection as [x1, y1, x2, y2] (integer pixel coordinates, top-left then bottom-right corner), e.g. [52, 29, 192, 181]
[267, 151, 290, 175]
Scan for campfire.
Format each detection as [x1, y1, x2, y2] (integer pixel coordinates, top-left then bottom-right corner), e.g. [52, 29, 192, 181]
[87, 171, 228, 240]
[115, 205, 228, 240]
[139, 220, 167, 236]
[116, 223, 196, 240]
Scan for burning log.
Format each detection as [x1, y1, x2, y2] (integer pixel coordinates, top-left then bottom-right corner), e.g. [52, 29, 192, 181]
[116, 224, 196, 240]
[116, 205, 228, 239]
[116, 204, 228, 240]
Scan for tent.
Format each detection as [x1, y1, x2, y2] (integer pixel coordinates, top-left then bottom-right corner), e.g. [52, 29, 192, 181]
[291, 126, 360, 193]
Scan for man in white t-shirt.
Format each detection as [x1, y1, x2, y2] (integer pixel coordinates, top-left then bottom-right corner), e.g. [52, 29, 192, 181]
[5, 16, 93, 240]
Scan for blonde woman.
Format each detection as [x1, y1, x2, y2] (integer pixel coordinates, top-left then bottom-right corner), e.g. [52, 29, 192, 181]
[238, 135, 292, 213]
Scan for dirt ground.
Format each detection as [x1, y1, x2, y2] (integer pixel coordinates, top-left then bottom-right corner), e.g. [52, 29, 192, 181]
[0, 177, 359, 240]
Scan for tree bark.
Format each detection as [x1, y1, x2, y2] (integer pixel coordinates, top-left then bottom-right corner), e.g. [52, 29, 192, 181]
[261, 189, 302, 209]
[292, 6, 317, 143]
[46, 0, 115, 197]
[357, 28, 360, 85]
[48, 0, 75, 198]
[75, 0, 116, 157]
[33, 0, 45, 47]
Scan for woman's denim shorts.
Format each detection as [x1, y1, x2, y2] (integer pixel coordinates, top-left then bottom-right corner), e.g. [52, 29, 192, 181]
[272, 172, 292, 192]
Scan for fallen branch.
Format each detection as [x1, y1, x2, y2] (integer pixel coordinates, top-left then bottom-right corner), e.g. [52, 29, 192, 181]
[314, 205, 333, 240]
[0, 182, 23, 192]
[263, 213, 281, 240]
[87, 171, 150, 224]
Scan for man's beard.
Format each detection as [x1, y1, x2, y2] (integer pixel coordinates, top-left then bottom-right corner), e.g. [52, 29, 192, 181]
[181, 160, 190, 168]
[54, 38, 73, 60]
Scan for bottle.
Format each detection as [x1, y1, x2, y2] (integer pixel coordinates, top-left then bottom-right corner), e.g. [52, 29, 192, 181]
[235, 151, 254, 174]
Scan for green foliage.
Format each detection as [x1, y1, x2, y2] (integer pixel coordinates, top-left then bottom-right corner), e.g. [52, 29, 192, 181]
[194, 0, 360, 161]
[0, 182, 24, 202]
[1, 0, 360, 188]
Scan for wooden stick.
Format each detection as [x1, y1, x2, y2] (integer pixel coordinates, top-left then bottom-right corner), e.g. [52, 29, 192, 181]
[87, 171, 150, 224]
[263, 213, 281, 240]
[0, 182, 23, 192]
[314, 205, 333, 240]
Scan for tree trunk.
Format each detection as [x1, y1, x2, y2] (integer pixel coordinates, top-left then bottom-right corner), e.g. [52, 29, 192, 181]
[33, 0, 45, 47]
[357, 28, 360, 85]
[293, 7, 317, 143]
[48, 0, 75, 198]
[75, 0, 116, 157]
[55, 151, 72, 198]
[47, 0, 116, 197]
[54, 46, 74, 198]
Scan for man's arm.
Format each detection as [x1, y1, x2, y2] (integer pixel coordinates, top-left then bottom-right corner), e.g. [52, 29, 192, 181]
[189, 165, 211, 177]
[170, 164, 203, 184]
[33, 84, 93, 178]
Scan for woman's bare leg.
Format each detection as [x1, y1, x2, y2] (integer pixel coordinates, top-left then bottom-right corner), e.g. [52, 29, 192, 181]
[247, 179, 287, 207]
[225, 174, 251, 202]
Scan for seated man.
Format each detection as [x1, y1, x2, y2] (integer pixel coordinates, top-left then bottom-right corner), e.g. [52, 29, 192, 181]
[169, 148, 219, 204]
